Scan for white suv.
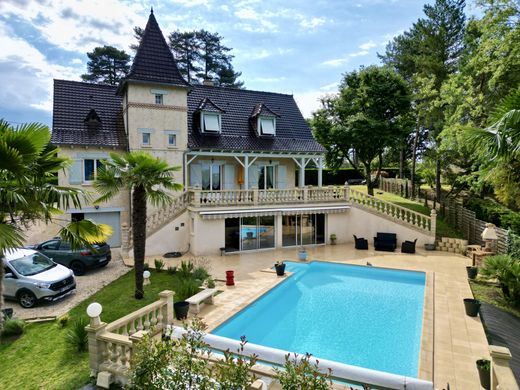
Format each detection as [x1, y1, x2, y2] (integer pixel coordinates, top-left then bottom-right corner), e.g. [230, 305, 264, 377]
[2, 248, 76, 308]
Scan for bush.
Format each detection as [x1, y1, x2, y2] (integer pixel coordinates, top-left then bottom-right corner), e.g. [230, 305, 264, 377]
[178, 260, 194, 279]
[193, 266, 209, 282]
[275, 353, 333, 390]
[154, 258, 165, 272]
[56, 314, 70, 328]
[481, 255, 520, 307]
[176, 278, 200, 302]
[143, 263, 150, 271]
[66, 317, 89, 352]
[464, 198, 520, 234]
[1, 318, 26, 338]
[507, 231, 520, 260]
[167, 266, 177, 275]
[213, 336, 258, 389]
[206, 278, 216, 289]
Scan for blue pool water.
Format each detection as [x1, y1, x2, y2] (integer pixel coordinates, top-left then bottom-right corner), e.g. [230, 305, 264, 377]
[212, 261, 425, 377]
[240, 227, 268, 239]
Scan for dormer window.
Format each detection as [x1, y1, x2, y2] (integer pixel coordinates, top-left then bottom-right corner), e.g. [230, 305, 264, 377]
[201, 112, 221, 134]
[259, 117, 276, 136]
[155, 94, 163, 105]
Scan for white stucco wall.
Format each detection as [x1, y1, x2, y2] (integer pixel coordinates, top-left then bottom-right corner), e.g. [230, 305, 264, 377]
[327, 207, 434, 247]
[190, 213, 225, 256]
[142, 211, 190, 256]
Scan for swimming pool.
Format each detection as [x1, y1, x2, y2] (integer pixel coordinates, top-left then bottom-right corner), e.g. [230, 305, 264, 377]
[212, 261, 426, 377]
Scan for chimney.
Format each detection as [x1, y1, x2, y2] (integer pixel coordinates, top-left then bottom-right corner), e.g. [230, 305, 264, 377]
[203, 78, 214, 86]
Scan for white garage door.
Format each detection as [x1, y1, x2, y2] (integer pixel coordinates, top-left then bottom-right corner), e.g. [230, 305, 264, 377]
[86, 212, 121, 247]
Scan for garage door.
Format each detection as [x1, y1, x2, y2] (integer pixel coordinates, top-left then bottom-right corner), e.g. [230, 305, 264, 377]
[85, 212, 121, 247]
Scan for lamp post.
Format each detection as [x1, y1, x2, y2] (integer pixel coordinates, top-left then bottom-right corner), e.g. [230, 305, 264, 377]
[481, 223, 498, 252]
[143, 270, 151, 285]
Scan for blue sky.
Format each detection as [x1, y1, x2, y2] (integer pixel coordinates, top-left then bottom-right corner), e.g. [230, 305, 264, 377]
[0, 0, 479, 126]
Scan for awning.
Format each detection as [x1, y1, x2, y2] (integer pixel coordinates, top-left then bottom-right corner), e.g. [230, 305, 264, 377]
[199, 205, 350, 220]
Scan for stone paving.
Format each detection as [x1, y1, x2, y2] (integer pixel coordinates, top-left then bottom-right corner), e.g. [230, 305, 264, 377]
[125, 244, 490, 389]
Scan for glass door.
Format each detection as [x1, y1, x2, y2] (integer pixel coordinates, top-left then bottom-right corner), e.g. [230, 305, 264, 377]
[202, 164, 221, 191]
[258, 165, 275, 189]
[258, 216, 275, 249]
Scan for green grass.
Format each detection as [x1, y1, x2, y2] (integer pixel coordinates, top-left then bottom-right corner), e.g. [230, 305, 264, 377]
[470, 279, 520, 319]
[351, 185, 463, 238]
[0, 269, 187, 390]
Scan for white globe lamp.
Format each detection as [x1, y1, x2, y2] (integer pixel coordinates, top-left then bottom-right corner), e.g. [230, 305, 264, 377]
[86, 302, 103, 326]
[143, 270, 151, 285]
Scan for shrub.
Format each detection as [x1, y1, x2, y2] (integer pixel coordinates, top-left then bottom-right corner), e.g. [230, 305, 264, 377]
[507, 231, 520, 260]
[167, 266, 177, 275]
[213, 336, 258, 389]
[275, 353, 333, 390]
[481, 255, 520, 306]
[178, 260, 194, 279]
[193, 266, 209, 282]
[464, 198, 520, 234]
[176, 278, 200, 301]
[56, 314, 70, 328]
[154, 258, 165, 272]
[206, 278, 216, 289]
[143, 263, 150, 271]
[66, 317, 89, 352]
[1, 318, 26, 338]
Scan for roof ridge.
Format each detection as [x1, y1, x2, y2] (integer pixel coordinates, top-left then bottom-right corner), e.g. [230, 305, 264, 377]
[193, 84, 294, 97]
[54, 79, 118, 89]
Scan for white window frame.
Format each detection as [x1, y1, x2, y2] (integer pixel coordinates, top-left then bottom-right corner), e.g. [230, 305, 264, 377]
[258, 164, 276, 189]
[258, 116, 276, 136]
[201, 112, 221, 133]
[168, 133, 176, 146]
[155, 94, 163, 105]
[83, 158, 103, 183]
[141, 132, 151, 146]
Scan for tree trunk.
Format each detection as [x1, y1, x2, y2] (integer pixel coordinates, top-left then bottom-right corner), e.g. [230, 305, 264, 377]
[399, 147, 405, 179]
[435, 158, 442, 203]
[411, 121, 420, 199]
[0, 253, 4, 326]
[363, 162, 375, 196]
[132, 185, 147, 299]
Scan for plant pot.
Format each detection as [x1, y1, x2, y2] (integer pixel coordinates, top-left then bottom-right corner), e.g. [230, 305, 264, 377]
[476, 359, 491, 390]
[424, 243, 436, 251]
[298, 250, 307, 261]
[463, 298, 481, 317]
[330, 239, 336, 245]
[466, 266, 478, 280]
[275, 263, 286, 276]
[174, 301, 190, 320]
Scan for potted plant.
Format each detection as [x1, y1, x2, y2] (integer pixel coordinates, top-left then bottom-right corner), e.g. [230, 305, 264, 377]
[463, 298, 481, 317]
[298, 247, 307, 261]
[174, 279, 199, 320]
[466, 266, 478, 280]
[274, 261, 286, 276]
[330, 233, 337, 245]
[476, 359, 490, 390]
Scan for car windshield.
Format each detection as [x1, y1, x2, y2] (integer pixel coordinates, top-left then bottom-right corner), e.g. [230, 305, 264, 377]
[9, 253, 56, 276]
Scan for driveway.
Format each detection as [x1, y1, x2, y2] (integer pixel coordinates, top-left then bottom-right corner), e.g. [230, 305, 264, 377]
[6, 249, 130, 320]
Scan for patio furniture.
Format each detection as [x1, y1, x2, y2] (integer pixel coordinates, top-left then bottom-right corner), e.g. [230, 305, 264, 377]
[401, 239, 417, 254]
[186, 288, 217, 314]
[374, 232, 397, 252]
[472, 249, 496, 267]
[353, 235, 368, 250]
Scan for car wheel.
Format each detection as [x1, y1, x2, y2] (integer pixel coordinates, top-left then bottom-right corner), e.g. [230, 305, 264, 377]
[17, 290, 37, 308]
[71, 261, 86, 276]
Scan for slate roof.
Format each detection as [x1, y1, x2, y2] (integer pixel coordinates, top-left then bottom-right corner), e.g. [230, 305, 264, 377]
[51, 79, 127, 149]
[119, 11, 189, 91]
[188, 85, 325, 153]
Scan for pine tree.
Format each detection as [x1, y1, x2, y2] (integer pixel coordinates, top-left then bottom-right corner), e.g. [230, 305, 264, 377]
[168, 30, 202, 83]
[81, 45, 131, 85]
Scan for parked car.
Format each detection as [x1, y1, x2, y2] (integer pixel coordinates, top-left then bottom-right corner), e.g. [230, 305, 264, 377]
[2, 248, 76, 308]
[27, 238, 111, 276]
[347, 178, 367, 185]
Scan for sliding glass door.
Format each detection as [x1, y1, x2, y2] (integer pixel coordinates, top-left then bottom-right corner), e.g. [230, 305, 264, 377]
[282, 214, 325, 247]
[225, 216, 275, 252]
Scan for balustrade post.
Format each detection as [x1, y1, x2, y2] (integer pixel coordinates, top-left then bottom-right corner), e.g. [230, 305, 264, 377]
[159, 290, 175, 328]
[430, 209, 437, 237]
[344, 183, 350, 202]
[490, 345, 518, 390]
[121, 223, 129, 258]
[252, 186, 258, 205]
[192, 186, 201, 206]
[303, 186, 309, 203]
[86, 304, 108, 378]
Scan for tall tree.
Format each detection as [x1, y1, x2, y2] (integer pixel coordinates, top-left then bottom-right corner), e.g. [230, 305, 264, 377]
[168, 31, 202, 83]
[380, 0, 466, 201]
[215, 63, 244, 88]
[94, 152, 182, 299]
[81, 46, 131, 85]
[0, 120, 111, 321]
[130, 26, 144, 53]
[195, 30, 232, 82]
[312, 66, 412, 195]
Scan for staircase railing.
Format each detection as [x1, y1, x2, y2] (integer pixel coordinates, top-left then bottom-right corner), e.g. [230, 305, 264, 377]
[349, 188, 436, 235]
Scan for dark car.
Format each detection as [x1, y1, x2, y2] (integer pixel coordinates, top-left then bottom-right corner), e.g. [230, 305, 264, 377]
[27, 238, 111, 276]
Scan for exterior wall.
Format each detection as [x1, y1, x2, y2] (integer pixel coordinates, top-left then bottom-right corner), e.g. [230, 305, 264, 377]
[190, 212, 225, 256]
[327, 207, 433, 247]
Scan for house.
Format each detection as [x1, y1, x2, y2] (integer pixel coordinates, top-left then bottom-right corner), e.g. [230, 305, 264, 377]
[52, 11, 435, 256]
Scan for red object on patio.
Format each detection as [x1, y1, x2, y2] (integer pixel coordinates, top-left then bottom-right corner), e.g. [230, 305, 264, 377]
[226, 270, 235, 286]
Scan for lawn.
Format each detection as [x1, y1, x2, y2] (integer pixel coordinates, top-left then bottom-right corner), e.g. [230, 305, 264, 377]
[350, 185, 462, 238]
[0, 269, 185, 390]
[470, 279, 520, 319]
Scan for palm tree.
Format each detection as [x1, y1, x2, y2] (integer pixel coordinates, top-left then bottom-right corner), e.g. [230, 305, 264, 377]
[0, 120, 111, 320]
[94, 152, 182, 299]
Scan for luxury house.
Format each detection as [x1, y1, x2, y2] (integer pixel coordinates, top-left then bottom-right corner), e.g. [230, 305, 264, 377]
[52, 11, 436, 256]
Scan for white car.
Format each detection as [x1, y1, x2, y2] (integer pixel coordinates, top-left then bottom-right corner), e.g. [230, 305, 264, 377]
[2, 248, 76, 308]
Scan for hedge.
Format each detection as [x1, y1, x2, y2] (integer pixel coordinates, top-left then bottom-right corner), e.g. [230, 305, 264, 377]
[464, 197, 520, 235]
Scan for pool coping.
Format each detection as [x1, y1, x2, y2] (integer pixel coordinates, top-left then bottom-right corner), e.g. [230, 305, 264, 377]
[201, 260, 434, 383]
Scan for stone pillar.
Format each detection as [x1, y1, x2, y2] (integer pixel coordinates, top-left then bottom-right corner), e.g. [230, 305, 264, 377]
[121, 223, 129, 258]
[252, 186, 258, 205]
[344, 183, 350, 202]
[299, 157, 305, 188]
[193, 185, 201, 206]
[303, 186, 308, 203]
[317, 157, 323, 188]
[244, 155, 249, 190]
[490, 345, 518, 390]
[86, 316, 107, 377]
[430, 209, 437, 237]
[159, 290, 175, 328]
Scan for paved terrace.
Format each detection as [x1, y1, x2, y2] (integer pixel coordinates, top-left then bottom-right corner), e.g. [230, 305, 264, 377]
[127, 244, 489, 390]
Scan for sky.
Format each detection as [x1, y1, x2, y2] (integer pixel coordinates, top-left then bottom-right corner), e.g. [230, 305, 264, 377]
[0, 0, 479, 126]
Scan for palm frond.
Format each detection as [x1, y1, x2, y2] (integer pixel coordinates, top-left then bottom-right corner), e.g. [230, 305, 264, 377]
[0, 223, 25, 253]
[58, 220, 113, 250]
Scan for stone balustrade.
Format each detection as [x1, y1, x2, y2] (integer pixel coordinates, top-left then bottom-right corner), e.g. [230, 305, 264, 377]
[349, 188, 436, 236]
[490, 345, 519, 390]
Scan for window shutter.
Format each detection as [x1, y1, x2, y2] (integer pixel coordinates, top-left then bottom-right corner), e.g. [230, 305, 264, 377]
[68, 159, 83, 184]
[189, 164, 202, 187]
[248, 165, 259, 188]
[276, 165, 287, 189]
[223, 164, 236, 190]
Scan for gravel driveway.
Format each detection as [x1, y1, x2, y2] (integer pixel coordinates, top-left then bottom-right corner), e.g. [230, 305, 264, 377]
[7, 249, 131, 320]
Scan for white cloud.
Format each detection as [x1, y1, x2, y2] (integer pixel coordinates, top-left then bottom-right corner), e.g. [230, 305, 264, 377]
[235, 7, 257, 20]
[294, 90, 333, 118]
[320, 82, 339, 92]
[71, 58, 83, 65]
[300, 16, 327, 30]
[349, 50, 369, 57]
[171, 0, 211, 8]
[250, 76, 286, 83]
[321, 58, 349, 67]
[359, 40, 377, 51]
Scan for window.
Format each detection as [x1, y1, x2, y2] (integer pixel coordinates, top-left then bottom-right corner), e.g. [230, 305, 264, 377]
[282, 214, 325, 247]
[258, 165, 275, 189]
[84, 159, 103, 182]
[201, 164, 221, 190]
[259, 117, 276, 135]
[168, 133, 176, 146]
[202, 112, 221, 133]
[155, 94, 163, 105]
[41, 240, 60, 250]
[142, 132, 151, 146]
[225, 216, 275, 252]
